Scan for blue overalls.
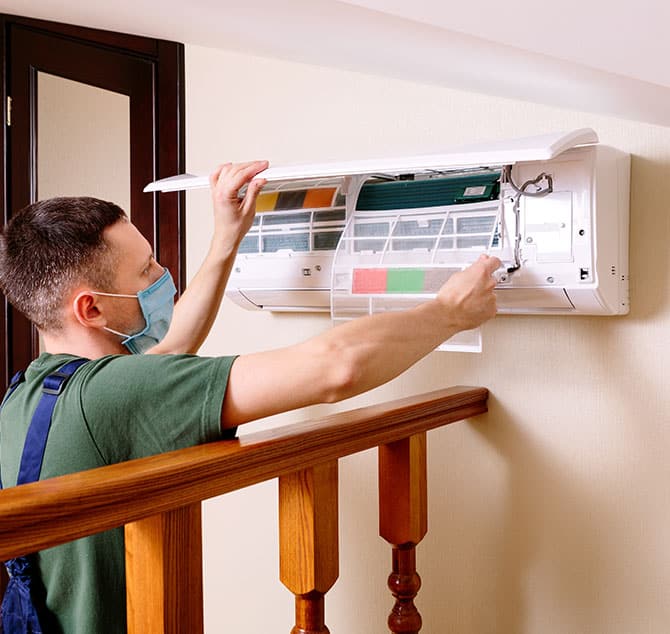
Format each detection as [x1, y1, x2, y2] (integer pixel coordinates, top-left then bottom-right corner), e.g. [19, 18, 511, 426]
[0, 358, 88, 634]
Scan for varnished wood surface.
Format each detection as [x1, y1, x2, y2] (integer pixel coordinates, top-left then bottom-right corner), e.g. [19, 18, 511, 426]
[0, 386, 487, 560]
[280, 462, 339, 634]
[292, 594, 331, 634]
[125, 503, 203, 634]
[279, 462, 339, 595]
[387, 546, 423, 634]
[380, 434, 428, 632]
[379, 434, 428, 546]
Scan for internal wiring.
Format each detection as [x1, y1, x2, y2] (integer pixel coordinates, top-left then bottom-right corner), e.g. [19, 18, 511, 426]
[503, 165, 554, 198]
[502, 165, 554, 274]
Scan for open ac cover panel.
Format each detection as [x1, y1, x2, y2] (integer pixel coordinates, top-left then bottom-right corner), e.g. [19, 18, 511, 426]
[146, 128, 630, 352]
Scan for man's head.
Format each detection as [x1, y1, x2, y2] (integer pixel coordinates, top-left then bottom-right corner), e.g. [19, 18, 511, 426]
[0, 197, 127, 332]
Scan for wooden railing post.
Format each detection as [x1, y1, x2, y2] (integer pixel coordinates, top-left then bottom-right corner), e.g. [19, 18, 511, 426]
[124, 502, 203, 634]
[379, 432, 427, 634]
[279, 461, 339, 634]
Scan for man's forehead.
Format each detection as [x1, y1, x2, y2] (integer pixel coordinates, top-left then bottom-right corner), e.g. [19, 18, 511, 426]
[104, 219, 152, 257]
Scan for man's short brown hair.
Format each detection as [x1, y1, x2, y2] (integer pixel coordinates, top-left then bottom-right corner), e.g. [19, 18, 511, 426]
[0, 197, 127, 331]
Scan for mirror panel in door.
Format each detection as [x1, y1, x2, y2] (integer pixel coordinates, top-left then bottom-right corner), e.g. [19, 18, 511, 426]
[37, 72, 130, 213]
[36, 72, 132, 354]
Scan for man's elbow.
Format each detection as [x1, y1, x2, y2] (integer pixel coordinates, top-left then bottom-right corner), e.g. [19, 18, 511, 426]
[316, 341, 364, 404]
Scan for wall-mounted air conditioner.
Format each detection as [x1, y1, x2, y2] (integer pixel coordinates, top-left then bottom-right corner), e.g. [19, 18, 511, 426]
[146, 128, 630, 350]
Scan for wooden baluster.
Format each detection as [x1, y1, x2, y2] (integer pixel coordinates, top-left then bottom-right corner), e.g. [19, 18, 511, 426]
[125, 503, 203, 634]
[379, 433, 427, 634]
[279, 461, 339, 634]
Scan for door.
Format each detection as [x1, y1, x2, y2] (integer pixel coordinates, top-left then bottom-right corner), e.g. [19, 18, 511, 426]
[1, 15, 186, 387]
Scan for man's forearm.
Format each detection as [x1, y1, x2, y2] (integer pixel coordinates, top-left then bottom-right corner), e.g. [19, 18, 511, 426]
[221, 300, 460, 426]
[149, 238, 237, 354]
[315, 300, 459, 400]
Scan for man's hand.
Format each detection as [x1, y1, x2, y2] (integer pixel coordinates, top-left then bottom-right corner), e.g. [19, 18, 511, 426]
[436, 254, 501, 331]
[209, 160, 269, 252]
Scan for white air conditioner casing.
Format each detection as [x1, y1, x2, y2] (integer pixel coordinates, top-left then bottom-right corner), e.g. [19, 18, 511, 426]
[146, 129, 630, 322]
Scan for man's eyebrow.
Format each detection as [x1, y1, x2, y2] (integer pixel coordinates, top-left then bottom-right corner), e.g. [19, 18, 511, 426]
[140, 253, 154, 272]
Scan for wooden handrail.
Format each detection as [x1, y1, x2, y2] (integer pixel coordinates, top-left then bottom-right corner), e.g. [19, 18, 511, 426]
[0, 385, 488, 633]
[0, 385, 486, 561]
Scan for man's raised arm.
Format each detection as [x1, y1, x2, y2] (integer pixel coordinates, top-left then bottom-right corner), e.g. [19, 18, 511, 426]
[150, 160, 268, 355]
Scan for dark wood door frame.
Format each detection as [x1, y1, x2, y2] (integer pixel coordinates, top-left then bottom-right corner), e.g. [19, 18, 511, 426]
[0, 15, 186, 388]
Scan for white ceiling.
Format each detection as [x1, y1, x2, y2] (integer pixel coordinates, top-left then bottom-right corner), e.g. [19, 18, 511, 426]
[342, 0, 670, 88]
[2, 0, 670, 126]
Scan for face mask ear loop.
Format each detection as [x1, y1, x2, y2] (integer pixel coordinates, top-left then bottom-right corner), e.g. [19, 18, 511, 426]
[89, 290, 137, 299]
[83, 291, 138, 342]
[102, 326, 132, 340]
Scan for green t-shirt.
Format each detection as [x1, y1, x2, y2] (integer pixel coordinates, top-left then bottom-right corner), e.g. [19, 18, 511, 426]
[0, 352, 237, 634]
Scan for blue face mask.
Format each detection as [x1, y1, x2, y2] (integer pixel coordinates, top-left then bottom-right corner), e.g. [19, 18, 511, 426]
[96, 268, 177, 354]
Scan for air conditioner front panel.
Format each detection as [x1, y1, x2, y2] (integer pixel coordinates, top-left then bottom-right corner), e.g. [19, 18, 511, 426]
[144, 129, 600, 193]
[495, 288, 574, 311]
[237, 289, 331, 311]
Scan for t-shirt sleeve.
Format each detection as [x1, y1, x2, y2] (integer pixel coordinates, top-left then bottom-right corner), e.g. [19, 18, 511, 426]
[77, 354, 237, 465]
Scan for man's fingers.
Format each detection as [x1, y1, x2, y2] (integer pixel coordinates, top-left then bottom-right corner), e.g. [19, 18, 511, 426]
[242, 178, 267, 214]
[225, 160, 269, 194]
[484, 255, 502, 275]
[210, 161, 269, 200]
[210, 162, 233, 188]
[473, 254, 502, 276]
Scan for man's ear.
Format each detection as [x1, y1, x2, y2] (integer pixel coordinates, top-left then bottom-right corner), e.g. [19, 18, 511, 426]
[72, 291, 106, 328]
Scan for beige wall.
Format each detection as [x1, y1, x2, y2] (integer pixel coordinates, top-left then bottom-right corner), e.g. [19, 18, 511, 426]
[185, 45, 670, 633]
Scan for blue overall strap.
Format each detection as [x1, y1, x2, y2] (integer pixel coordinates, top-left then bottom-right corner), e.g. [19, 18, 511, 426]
[1, 359, 87, 634]
[0, 370, 26, 490]
[1, 370, 26, 408]
[16, 358, 89, 486]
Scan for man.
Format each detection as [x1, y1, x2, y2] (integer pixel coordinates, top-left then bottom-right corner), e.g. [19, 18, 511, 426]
[0, 161, 500, 633]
